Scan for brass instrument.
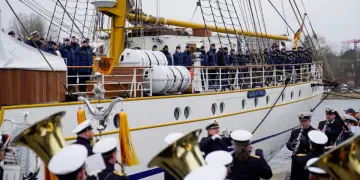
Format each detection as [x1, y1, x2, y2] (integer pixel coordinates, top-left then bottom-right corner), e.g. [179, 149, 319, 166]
[292, 126, 303, 156]
[322, 121, 330, 132]
[12, 111, 67, 165]
[307, 134, 360, 180]
[147, 129, 206, 180]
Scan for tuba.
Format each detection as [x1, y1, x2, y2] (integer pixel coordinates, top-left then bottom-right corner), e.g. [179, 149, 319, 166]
[12, 111, 67, 165]
[147, 129, 206, 180]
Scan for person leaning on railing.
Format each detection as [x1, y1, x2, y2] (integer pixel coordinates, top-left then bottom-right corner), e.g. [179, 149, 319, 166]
[59, 38, 77, 92]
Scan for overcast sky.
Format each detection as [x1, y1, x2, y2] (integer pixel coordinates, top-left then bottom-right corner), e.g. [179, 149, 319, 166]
[1, 0, 359, 50]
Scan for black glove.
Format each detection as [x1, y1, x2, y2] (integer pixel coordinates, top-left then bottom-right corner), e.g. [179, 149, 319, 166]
[255, 149, 264, 159]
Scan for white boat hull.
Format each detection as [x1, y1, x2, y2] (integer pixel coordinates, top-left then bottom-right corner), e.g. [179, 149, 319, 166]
[0, 82, 323, 180]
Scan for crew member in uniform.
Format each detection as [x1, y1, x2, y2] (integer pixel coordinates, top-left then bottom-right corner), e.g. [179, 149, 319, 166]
[306, 158, 332, 180]
[318, 107, 343, 149]
[93, 137, 127, 180]
[199, 120, 232, 157]
[72, 120, 94, 156]
[344, 114, 360, 135]
[227, 130, 273, 180]
[48, 145, 88, 180]
[287, 113, 316, 180]
[292, 130, 328, 180]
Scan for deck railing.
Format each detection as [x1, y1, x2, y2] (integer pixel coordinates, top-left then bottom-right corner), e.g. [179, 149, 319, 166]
[66, 62, 322, 98]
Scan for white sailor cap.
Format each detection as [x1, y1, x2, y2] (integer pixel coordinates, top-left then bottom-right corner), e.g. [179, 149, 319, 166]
[206, 120, 220, 130]
[164, 133, 183, 145]
[184, 164, 227, 180]
[325, 106, 336, 114]
[30, 31, 39, 37]
[306, 158, 327, 175]
[93, 137, 117, 154]
[230, 130, 252, 142]
[48, 144, 87, 175]
[297, 112, 312, 121]
[72, 120, 93, 134]
[205, 150, 233, 166]
[308, 130, 328, 145]
[344, 114, 358, 123]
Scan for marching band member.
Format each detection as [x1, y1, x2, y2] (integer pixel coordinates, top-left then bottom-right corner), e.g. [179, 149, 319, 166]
[93, 137, 127, 180]
[199, 120, 232, 157]
[287, 113, 316, 180]
[306, 158, 332, 180]
[48, 145, 88, 180]
[73, 120, 95, 156]
[205, 150, 233, 176]
[227, 130, 273, 180]
[317, 107, 343, 149]
[163, 133, 183, 180]
[343, 114, 360, 135]
[184, 164, 227, 180]
[292, 130, 328, 180]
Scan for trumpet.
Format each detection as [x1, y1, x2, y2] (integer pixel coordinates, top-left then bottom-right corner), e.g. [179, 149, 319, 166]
[292, 126, 303, 156]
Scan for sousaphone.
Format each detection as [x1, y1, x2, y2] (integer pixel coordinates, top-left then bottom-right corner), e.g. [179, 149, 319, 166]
[147, 129, 206, 180]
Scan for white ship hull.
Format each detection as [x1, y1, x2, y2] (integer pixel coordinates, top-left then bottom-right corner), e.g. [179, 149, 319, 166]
[0, 82, 323, 180]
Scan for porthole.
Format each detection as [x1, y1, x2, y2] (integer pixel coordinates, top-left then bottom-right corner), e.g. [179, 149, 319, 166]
[174, 107, 181, 120]
[242, 99, 246, 109]
[211, 103, 217, 115]
[254, 97, 259, 107]
[113, 114, 120, 128]
[266, 96, 270, 105]
[220, 102, 225, 113]
[282, 93, 285, 101]
[299, 90, 302, 98]
[184, 106, 191, 119]
[290, 91, 294, 99]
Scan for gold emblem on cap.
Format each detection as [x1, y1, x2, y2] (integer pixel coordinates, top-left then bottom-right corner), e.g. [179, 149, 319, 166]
[214, 120, 218, 125]
[300, 114, 304, 119]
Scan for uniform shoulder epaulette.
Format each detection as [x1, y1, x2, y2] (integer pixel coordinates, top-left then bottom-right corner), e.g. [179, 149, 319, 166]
[113, 170, 125, 176]
[251, 155, 260, 159]
[296, 153, 307, 157]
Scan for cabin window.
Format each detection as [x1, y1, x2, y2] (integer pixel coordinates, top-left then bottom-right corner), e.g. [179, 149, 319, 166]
[184, 106, 191, 119]
[266, 95, 270, 105]
[220, 102, 225, 113]
[174, 107, 181, 120]
[282, 93, 285, 102]
[242, 99, 246, 109]
[291, 91, 294, 99]
[254, 98, 259, 107]
[299, 90, 302, 98]
[211, 103, 217, 115]
[113, 114, 120, 128]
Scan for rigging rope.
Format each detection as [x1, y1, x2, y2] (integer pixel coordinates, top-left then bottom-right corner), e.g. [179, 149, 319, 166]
[198, 1, 213, 45]
[56, 0, 69, 42]
[247, 0, 263, 63]
[281, 0, 289, 36]
[81, 0, 90, 41]
[300, 0, 316, 35]
[46, 0, 58, 41]
[215, 0, 233, 50]
[70, 0, 79, 37]
[229, 0, 250, 51]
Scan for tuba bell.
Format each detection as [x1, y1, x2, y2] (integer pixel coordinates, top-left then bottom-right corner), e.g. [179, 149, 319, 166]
[12, 111, 67, 165]
[147, 129, 206, 180]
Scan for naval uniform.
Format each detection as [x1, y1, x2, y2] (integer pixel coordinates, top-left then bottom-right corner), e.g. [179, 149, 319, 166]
[286, 126, 316, 154]
[97, 162, 127, 180]
[227, 154, 273, 180]
[199, 135, 232, 156]
[291, 150, 324, 180]
[74, 137, 94, 156]
[318, 119, 343, 147]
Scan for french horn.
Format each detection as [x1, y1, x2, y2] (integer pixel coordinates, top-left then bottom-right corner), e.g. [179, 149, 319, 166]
[147, 129, 206, 180]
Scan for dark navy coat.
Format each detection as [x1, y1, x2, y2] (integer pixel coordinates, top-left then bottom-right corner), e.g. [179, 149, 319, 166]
[59, 44, 77, 73]
[75, 46, 93, 73]
[97, 162, 127, 180]
[227, 154, 273, 180]
[207, 49, 217, 66]
[71, 42, 79, 51]
[286, 126, 316, 155]
[74, 137, 93, 156]
[229, 52, 237, 66]
[224, 53, 230, 65]
[216, 51, 227, 66]
[173, 52, 183, 66]
[42, 45, 57, 56]
[199, 135, 232, 156]
[318, 120, 344, 147]
[291, 151, 323, 180]
[182, 51, 192, 66]
[237, 54, 246, 66]
[200, 51, 208, 66]
[162, 50, 172, 65]
[26, 39, 42, 49]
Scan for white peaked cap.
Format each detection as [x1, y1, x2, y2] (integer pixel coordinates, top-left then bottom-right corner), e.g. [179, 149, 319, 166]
[48, 145, 87, 175]
[306, 158, 327, 174]
[164, 133, 183, 145]
[72, 120, 92, 134]
[184, 164, 227, 180]
[344, 114, 358, 123]
[308, 130, 328, 145]
[205, 150, 233, 166]
[93, 137, 117, 154]
[230, 130, 252, 142]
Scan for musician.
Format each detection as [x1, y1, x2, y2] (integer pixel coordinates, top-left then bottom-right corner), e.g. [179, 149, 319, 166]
[344, 108, 356, 117]
[199, 120, 232, 157]
[306, 158, 332, 180]
[342, 114, 360, 138]
[72, 120, 94, 156]
[48, 145, 88, 180]
[184, 165, 227, 180]
[318, 107, 343, 149]
[292, 130, 328, 180]
[287, 113, 316, 154]
[163, 133, 183, 180]
[227, 130, 273, 180]
[92, 137, 127, 180]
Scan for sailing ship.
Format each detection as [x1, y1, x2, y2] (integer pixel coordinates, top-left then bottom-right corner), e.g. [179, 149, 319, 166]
[0, 0, 327, 179]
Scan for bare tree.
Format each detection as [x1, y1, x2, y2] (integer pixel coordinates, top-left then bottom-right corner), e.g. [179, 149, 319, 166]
[10, 13, 46, 39]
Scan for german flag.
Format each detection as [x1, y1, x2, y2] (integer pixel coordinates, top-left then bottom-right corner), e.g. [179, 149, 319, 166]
[294, 14, 307, 50]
